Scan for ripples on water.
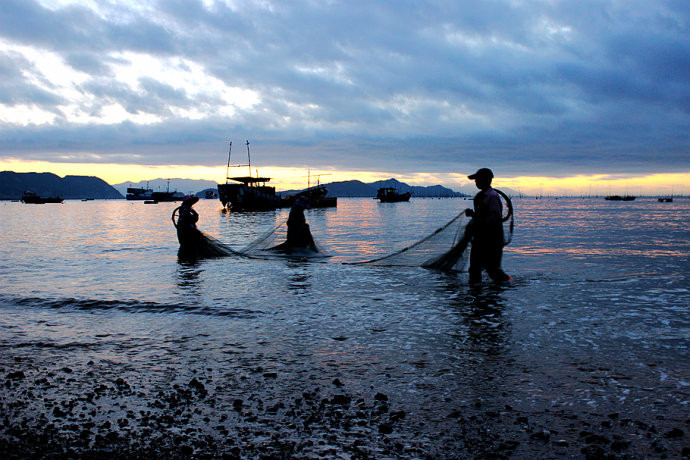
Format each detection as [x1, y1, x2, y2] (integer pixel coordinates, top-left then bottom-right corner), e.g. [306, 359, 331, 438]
[0, 197, 688, 420]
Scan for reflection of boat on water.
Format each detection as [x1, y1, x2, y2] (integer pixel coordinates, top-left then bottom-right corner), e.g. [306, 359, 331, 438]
[376, 187, 411, 202]
[217, 141, 284, 211]
[605, 195, 635, 201]
[21, 191, 63, 204]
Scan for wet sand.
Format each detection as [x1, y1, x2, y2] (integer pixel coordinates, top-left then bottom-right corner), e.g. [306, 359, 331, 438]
[2, 353, 687, 458]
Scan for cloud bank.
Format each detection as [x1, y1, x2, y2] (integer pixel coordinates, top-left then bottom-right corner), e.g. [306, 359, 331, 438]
[0, 0, 688, 177]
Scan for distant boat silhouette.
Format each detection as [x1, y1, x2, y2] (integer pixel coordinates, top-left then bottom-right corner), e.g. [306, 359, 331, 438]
[217, 140, 285, 211]
[605, 195, 635, 201]
[376, 187, 411, 202]
[21, 191, 63, 204]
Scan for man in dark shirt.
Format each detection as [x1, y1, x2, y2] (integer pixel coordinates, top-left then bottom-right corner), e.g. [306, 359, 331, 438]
[465, 168, 511, 283]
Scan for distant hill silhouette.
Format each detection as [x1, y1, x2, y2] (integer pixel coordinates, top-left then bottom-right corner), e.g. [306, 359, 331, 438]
[280, 178, 467, 198]
[0, 171, 123, 200]
[113, 177, 466, 198]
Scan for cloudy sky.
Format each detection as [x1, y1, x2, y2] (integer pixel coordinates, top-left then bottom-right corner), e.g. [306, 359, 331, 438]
[0, 0, 688, 193]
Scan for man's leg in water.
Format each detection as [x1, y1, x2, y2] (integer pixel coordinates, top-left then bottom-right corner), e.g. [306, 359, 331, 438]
[468, 244, 484, 284]
[486, 246, 510, 282]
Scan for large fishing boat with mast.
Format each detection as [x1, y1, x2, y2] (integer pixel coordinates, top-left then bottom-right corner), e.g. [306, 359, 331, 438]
[283, 171, 337, 208]
[217, 141, 284, 211]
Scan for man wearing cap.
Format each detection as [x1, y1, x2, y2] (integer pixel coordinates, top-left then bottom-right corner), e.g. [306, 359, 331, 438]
[465, 168, 510, 283]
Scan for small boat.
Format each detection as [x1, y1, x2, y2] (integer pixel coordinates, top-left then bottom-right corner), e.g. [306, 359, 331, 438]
[376, 187, 411, 202]
[151, 179, 183, 202]
[217, 141, 285, 211]
[21, 191, 63, 204]
[150, 190, 183, 202]
[658, 197, 673, 202]
[605, 195, 635, 201]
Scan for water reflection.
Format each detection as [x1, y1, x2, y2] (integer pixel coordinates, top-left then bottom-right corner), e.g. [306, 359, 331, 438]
[448, 279, 512, 356]
[175, 261, 203, 297]
[286, 262, 312, 294]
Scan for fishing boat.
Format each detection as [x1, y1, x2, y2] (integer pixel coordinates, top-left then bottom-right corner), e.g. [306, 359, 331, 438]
[151, 179, 183, 202]
[605, 195, 635, 201]
[217, 141, 285, 211]
[298, 184, 337, 208]
[21, 191, 63, 204]
[283, 172, 337, 208]
[126, 183, 153, 200]
[376, 187, 411, 202]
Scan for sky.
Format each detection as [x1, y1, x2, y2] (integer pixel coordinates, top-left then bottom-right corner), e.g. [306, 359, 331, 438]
[0, 0, 688, 195]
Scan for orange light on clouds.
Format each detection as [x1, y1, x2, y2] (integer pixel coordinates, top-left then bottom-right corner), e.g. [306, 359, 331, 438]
[2, 159, 688, 195]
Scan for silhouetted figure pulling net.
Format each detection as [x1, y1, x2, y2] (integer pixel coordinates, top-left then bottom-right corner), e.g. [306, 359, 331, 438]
[172, 196, 243, 260]
[240, 196, 328, 259]
[349, 189, 513, 271]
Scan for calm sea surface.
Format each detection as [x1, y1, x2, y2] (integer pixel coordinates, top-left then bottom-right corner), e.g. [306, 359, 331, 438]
[1, 197, 688, 451]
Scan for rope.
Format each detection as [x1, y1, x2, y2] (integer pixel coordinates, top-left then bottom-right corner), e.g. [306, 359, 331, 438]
[494, 188, 514, 246]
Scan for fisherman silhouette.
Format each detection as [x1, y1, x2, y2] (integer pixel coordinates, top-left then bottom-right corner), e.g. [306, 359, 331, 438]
[465, 168, 511, 283]
[172, 195, 237, 259]
[172, 195, 201, 256]
[270, 196, 318, 254]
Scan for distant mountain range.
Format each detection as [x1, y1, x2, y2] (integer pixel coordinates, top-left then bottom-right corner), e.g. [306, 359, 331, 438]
[3, 171, 520, 201]
[280, 178, 467, 197]
[116, 177, 468, 198]
[0, 171, 123, 200]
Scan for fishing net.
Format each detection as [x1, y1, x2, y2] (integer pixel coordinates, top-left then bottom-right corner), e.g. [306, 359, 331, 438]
[194, 233, 245, 258]
[349, 212, 473, 270]
[173, 205, 246, 260]
[174, 191, 513, 270]
[350, 189, 513, 270]
[240, 219, 329, 259]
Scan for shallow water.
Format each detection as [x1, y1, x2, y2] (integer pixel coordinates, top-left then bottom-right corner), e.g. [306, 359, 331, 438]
[1, 197, 688, 456]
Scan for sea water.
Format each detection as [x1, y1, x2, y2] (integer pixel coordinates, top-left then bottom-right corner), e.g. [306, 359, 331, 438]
[0, 197, 688, 455]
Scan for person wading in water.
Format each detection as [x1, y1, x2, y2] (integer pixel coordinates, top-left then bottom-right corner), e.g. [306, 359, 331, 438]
[171, 195, 238, 259]
[270, 196, 318, 254]
[465, 168, 511, 284]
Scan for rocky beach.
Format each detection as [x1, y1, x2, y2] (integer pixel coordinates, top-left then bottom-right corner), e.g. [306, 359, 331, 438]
[2, 341, 688, 458]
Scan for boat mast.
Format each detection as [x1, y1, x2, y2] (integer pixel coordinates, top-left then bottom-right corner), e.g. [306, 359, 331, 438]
[246, 140, 252, 177]
[225, 142, 232, 184]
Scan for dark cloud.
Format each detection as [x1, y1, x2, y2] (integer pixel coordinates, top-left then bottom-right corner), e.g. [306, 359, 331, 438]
[0, 0, 688, 178]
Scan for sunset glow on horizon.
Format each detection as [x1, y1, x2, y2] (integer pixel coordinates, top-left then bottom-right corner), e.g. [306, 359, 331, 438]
[3, 159, 688, 197]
